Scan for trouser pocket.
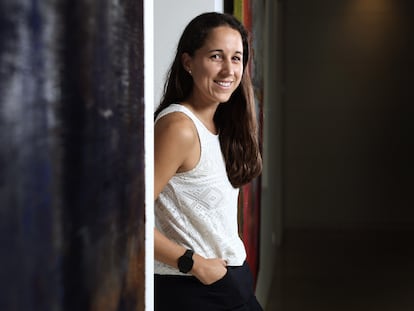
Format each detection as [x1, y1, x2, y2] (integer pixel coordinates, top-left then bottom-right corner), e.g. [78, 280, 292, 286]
[206, 262, 254, 310]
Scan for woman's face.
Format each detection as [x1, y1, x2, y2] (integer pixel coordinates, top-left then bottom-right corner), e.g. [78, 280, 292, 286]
[182, 26, 244, 106]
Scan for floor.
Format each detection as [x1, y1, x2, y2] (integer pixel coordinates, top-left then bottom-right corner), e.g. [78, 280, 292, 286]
[265, 228, 414, 311]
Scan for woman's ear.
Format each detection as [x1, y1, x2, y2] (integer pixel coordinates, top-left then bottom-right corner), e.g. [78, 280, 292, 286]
[181, 52, 192, 73]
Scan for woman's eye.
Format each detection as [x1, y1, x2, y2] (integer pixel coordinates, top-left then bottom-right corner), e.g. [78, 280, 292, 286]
[232, 56, 241, 62]
[211, 54, 222, 60]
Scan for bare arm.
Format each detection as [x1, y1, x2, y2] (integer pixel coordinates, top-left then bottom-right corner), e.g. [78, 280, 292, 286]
[154, 113, 227, 285]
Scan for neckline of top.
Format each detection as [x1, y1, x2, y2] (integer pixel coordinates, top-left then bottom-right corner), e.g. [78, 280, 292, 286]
[173, 103, 219, 137]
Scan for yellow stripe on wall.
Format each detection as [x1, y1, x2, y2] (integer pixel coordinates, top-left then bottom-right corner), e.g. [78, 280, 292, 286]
[233, 0, 243, 22]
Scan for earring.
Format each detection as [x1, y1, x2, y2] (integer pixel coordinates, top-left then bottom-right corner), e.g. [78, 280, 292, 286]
[188, 69, 192, 75]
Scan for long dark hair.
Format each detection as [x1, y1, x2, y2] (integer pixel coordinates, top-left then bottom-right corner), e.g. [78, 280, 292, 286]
[155, 12, 262, 187]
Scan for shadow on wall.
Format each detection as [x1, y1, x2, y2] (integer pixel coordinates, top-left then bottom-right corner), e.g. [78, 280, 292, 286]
[0, 1, 145, 310]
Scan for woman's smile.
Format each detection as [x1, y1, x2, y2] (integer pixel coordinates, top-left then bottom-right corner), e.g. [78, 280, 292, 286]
[214, 80, 233, 88]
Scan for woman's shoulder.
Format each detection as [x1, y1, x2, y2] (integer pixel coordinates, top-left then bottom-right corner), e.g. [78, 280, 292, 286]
[155, 111, 198, 147]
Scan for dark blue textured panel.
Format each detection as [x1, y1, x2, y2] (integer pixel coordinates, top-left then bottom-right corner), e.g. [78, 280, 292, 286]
[0, 1, 145, 310]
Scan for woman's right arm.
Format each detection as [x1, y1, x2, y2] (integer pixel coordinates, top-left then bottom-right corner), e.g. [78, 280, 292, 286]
[154, 114, 227, 285]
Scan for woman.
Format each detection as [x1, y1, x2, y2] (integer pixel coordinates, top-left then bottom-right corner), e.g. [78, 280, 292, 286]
[154, 12, 263, 310]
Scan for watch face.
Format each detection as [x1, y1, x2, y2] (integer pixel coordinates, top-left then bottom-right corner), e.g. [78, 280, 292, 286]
[178, 250, 194, 273]
[179, 256, 192, 271]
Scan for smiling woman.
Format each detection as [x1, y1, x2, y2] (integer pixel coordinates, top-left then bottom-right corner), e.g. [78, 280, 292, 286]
[153, 12, 263, 311]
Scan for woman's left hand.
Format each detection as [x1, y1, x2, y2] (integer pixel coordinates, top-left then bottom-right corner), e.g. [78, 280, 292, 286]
[191, 254, 227, 285]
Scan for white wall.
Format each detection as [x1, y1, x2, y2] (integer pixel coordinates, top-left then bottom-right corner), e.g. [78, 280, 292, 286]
[154, 0, 223, 107]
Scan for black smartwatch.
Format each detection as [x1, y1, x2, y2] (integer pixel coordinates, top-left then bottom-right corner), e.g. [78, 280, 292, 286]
[177, 249, 194, 273]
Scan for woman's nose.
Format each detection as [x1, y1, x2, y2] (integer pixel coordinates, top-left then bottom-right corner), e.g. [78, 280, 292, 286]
[221, 58, 234, 75]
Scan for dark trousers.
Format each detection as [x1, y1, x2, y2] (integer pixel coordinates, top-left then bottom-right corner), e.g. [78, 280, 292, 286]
[155, 261, 263, 311]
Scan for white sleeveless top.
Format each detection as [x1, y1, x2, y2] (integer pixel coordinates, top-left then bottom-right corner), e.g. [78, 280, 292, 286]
[154, 104, 246, 275]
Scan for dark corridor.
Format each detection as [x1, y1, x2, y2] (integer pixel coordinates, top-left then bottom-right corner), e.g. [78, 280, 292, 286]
[265, 0, 414, 310]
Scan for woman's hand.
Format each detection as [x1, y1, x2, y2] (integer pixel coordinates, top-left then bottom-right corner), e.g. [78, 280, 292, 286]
[191, 254, 227, 285]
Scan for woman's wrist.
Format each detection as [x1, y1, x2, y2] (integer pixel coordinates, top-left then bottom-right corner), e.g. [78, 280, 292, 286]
[190, 253, 204, 276]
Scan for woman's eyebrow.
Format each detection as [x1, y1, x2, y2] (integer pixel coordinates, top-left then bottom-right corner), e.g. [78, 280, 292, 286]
[207, 49, 243, 55]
